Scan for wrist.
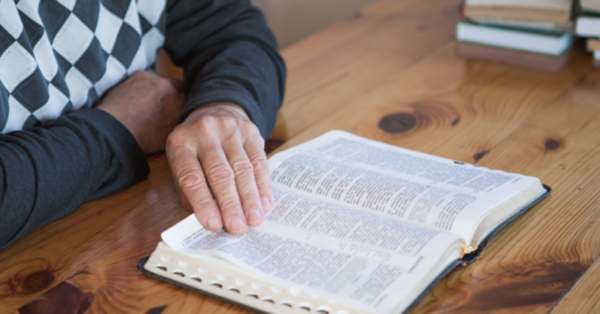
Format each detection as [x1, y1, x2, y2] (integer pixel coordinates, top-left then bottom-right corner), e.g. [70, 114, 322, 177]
[185, 103, 250, 123]
[97, 107, 142, 147]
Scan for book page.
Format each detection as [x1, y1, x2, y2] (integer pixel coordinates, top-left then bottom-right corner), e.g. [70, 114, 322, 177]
[268, 131, 544, 245]
[163, 189, 463, 314]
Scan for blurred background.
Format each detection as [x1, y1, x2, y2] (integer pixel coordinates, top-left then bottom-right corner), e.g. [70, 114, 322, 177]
[251, 0, 379, 49]
[156, 0, 379, 78]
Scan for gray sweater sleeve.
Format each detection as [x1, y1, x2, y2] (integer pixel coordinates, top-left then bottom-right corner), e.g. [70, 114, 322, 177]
[0, 109, 149, 249]
[164, 0, 286, 139]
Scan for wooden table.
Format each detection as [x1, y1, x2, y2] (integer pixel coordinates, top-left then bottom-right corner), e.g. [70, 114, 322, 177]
[3, 0, 600, 313]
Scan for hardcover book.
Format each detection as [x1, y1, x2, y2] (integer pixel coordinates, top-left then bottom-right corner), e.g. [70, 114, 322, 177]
[139, 130, 550, 314]
[580, 0, 600, 14]
[463, 0, 573, 22]
[576, 15, 600, 37]
[456, 20, 573, 55]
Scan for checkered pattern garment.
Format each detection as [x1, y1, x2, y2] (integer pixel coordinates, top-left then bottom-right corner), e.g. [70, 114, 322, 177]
[0, 0, 166, 133]
[0, 0, 286, 250]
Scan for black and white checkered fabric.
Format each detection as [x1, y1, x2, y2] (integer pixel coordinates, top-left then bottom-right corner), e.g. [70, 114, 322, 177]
[0, 0, 166, 133]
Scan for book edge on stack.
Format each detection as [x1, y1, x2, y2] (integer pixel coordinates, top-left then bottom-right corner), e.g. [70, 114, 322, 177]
[456, 20, 573, 56]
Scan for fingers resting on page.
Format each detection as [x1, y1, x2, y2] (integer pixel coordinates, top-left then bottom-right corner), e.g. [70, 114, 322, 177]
[166, 103, 274, 235]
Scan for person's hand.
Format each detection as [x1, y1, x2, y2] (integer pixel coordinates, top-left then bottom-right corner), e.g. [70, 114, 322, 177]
[97, 71, 184, 154]
[166, 103, 273, 234]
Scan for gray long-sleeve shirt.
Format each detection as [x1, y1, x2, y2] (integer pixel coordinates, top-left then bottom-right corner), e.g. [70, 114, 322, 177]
[0, 0, 286, 249]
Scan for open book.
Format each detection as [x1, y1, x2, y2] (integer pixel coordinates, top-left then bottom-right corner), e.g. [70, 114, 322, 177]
[139, 131, 550, 314]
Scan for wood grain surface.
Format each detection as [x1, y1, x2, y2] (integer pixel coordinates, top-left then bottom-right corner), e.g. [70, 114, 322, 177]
[2, 0, 600, 313]
[273, 0, 463, 143]
[550, 256, 600, 314]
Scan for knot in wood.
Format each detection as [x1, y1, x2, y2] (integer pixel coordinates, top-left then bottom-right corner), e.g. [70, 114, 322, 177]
[379, 113, 417, 133]
[146, 305, 168, 314]
[473, 150, 490, 163]
[544, 139, 561, 151]
[23, 270, 54, 293]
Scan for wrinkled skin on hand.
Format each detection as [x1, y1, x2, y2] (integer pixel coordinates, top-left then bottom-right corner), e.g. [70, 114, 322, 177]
[166, 103, 274, 235]
[97, 71, 184, 154]
[97, 71, 272, 234]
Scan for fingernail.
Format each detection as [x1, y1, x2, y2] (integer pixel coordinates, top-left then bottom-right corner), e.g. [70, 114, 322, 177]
[207, 216, 222, 230]
[229, 217, 246, 231]
[261, 197, 271, 211]
[247, 208, 263, 224]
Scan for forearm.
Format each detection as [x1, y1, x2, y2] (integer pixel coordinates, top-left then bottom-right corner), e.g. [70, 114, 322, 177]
[162, 0, 285, 234]
[164, 0, 286, 139]
[0, 109, 148, 249]
[181, 40, 283, 139]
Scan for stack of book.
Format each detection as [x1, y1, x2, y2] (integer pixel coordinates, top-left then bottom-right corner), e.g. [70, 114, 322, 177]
[575, 0, 600, 64]
[456, 0, 574, 60]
